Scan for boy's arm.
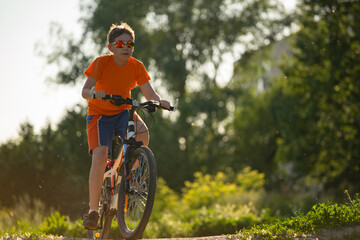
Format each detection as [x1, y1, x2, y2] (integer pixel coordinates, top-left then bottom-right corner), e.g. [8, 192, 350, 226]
[81, 77, 105, 100]
[140, 82, 170, 108]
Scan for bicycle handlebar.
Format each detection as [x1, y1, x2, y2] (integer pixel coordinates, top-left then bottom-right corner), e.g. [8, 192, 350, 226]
[98, 94, 179, 112]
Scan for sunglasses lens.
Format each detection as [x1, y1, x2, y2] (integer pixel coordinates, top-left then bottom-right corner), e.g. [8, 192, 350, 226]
[115, 42, 125, 48]
[113, 41, 134, 48]
[127, 41, 134, 47]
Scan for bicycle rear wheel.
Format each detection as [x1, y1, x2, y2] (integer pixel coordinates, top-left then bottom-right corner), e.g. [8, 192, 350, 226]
[117, 146, 157, 240]
[87, 178, 115, 239]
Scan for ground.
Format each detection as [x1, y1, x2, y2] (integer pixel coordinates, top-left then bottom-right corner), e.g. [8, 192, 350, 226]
[26, 224, 360, 240]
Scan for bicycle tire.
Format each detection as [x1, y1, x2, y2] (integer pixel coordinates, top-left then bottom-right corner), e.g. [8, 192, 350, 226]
[87, 178, 115, 239]
[117, 146, 157, 240]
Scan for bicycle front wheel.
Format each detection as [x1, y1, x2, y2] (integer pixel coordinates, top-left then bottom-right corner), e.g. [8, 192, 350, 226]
[117, 146, 157, 240]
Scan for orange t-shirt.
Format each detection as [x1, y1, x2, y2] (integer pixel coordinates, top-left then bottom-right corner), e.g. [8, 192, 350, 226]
[84, 55, 150, 116]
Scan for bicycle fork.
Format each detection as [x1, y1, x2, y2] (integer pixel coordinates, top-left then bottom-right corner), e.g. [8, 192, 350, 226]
[122, 109, 143, 212]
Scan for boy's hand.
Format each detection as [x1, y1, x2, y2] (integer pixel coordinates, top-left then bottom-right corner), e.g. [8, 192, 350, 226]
[159, 100, 171, 109]
[93, 91, 106, 100]
[90, 87, 106, 99]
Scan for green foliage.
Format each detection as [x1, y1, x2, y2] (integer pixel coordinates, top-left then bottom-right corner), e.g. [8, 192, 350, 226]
[144, 168, 271, 237]
[38, 212, 68, 235]
[272, 0, 360, 193]
[0, 196, 86, 238]
[237, 193, 360, 239]
[189, 203, 272, 237]
[0, 195, 48, 234]
[0, 104, 90, 216]
[181, 168, 265, 209]
[37, 212, 85, 238]
[182, 172, 238, 209]
[0, 232, 53, 240]
[51, 0, 291, 95]
[237, 166, 265, 191]
[230, 0, 360, 196]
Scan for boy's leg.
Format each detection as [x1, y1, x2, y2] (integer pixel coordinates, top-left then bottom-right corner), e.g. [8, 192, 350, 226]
[134, 112, 149, 146]
[89, 145, 108, 210]
[83, 145, 108, 229]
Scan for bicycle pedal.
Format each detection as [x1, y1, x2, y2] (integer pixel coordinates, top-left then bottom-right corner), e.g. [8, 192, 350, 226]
[85, 227, 101, 232]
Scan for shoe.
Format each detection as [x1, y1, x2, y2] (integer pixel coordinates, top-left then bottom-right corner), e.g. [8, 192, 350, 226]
[83, 211, 99, 230]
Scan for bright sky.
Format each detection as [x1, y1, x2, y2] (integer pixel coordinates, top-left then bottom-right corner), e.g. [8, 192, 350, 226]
[0, 0, 82, 143]
[0, 0, 297, 144]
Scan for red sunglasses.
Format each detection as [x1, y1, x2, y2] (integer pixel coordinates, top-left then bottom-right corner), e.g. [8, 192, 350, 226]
[111, 41, 135, 48]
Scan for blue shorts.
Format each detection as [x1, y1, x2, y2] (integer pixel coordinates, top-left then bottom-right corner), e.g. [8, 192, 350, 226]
[86, 110, 130, 156]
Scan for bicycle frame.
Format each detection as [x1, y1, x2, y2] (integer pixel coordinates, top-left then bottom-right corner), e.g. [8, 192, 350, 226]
[103, 107, 142, 210]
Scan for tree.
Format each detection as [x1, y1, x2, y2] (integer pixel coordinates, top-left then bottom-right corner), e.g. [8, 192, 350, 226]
[0, 105, 90, 216]
[42, 0, 291, 189]
[230, 0, 360, 196]
[284, 0, 360, 193]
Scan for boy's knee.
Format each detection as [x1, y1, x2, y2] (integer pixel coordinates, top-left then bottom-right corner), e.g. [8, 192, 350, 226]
[135, 121, 149, 145]
[91, 146, 108, 164]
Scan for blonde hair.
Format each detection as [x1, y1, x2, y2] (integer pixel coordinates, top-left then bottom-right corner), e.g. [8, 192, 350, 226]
[107, 22, 135, 44]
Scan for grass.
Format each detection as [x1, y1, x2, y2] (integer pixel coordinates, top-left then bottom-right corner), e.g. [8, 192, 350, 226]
[235, 191, 360, 240]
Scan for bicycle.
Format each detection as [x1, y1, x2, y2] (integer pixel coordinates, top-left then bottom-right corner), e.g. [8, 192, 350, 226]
[82, 94, 178, 240]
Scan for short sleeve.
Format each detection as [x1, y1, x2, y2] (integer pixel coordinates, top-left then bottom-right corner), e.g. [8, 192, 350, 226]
[136, 61, 151, 86]
[84, 57, 102, 80]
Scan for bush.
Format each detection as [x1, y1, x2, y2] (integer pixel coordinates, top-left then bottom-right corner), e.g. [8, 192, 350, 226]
[182, 168, 265, 209]
[38, 211, 68, 236]
[190, 203, 272, 237]
[0, 198, 86, 239]
[236, 193, 360, 239]
[144, 167, 270, 238]
[144, 178, 185, 238]
[0, 195, 50, 234]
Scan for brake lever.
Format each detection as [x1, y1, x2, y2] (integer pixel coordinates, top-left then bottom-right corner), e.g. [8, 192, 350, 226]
[171, 99, 179, 111]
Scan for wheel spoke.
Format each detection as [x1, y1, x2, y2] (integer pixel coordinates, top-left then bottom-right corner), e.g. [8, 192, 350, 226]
[123, 153, 150, 230]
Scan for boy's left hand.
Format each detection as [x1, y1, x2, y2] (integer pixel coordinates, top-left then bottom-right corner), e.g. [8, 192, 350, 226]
[159, 100, 171, 109]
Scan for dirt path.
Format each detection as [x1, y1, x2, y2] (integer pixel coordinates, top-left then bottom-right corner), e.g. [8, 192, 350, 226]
[60, 236, 231, 240]
[45, 225, 360, 240]
[297, 224, 360, 239]
[146, 236, 231, 240]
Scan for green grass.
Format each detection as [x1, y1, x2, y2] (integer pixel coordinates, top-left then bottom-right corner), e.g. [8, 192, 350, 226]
[235, 192, 360, 240]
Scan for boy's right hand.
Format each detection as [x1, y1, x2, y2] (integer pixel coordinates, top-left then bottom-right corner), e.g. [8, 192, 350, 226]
[92, 90, 106, 100]
[90, 87, 106, 99]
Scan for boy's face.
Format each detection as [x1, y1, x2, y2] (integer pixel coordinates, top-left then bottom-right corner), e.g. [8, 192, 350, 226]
[108, 33, 134, 61]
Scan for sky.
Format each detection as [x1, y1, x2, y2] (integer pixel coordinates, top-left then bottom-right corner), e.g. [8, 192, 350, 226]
[0, 0, 296, 144]
[0, 0, 82, 143]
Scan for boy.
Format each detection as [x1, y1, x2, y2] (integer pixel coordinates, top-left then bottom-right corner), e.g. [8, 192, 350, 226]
[81, 22, 170, 229]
